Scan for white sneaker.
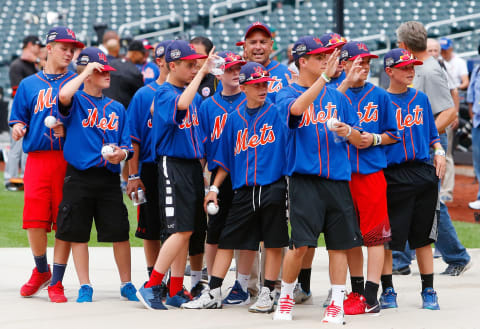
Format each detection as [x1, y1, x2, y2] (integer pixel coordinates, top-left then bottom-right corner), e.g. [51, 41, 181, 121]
[181, 287, 222, 309]
[322, 302, 345, 324]
[293, 283, 313, 305]
[273, 294, 295, 320]
[468, 200, 480, 210]
[322, 288, 332, 307]
[249, 287, 274, 313]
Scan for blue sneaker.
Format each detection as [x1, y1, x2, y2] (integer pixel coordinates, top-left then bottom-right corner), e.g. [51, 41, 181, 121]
[77, 285, 93, 303]
[137, 282, 167, 310]
[379, 287, 398, 309]
[421, 288, 440, 310]
[166, 289, 192, 308]
[223, 280, 250, 305]
[121, 282, 139, 301]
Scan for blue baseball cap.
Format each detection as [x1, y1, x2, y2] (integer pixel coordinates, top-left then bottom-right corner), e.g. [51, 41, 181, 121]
[165, 40, 208, 63]
[291, 36, 330, 61]
[439, 37, 453, 50]
[384, 48, 423, 69]
[319, 32, 347, 51]
[239, 62, 274, 85]
[46, 26, 84, 48]
[340, 41, 379, 62]
[217, 51, 246, 69]
[76, 47, 116, 71]
[155, 40, 173, 58]
[236, 22, 272, 46]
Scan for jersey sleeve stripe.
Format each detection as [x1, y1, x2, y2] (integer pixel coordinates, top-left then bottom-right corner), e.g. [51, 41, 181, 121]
[212, 159, 230, 172]
[385, 130, 401, 140]
[131, 135, 141, 142]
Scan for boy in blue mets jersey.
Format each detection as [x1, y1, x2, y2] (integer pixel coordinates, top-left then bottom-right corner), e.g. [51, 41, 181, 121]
[181, 62, 289, 313]
[56, 47, 138, 303]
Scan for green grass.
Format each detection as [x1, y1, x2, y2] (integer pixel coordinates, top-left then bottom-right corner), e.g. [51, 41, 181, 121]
[1, 174, 479, 248]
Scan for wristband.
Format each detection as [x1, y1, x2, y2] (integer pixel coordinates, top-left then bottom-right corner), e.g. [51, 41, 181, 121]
[345, 125, 352, 137]
[128, 174, 140, 181]
[209, 185, 220, 194]
[321, 72, 331, 83]
[122, 149, 129, 161]
[372, 133, 382, 146]
[434, 149, 446, 156]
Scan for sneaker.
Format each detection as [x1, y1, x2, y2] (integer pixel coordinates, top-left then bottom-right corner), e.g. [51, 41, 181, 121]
[365, 300, 380, 314]
[249, 287, 274, 313]
[343, 292, 366, 315]
[273, 294, 295, 320]
[166, 289, 192, 308]
[136, 282, 167, 310]
[392, 265, 411, 275]
[421, 288, 440, 310]
[379, 287, 398, 309]
[293, 283, 312, 305]
[20, 267, 52, 297]
[181, 287, 222, 309]
[120, 282, 139, 301]
[223, 280, 250, 305]
[440, 195, 452, 203]
[76, 285, 93, 303]
[48, 282, 67, 303]
[468, 200, 480, 210]
[322, 288, 332, 308]
[322, 302, 345, 324]
[190, 280, 208, 298]
[440, 260, 472, 276]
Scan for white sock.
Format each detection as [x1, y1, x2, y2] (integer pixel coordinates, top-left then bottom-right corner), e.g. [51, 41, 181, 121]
[331, 284, 346, 308]
[191, 270, 202, 288]
[208, 275, 211, 282]
[280, 280, 296, 299]
[162, 269, 170, 284]
[120, 281, 131, 288]
[237, 273, 250, 292]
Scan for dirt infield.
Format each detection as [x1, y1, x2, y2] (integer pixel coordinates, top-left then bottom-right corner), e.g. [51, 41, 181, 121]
[448, 172, 479, 223]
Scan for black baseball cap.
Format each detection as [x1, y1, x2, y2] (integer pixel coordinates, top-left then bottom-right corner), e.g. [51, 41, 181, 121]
[23, 35, 43, 48]
[128, 40, 146, 53]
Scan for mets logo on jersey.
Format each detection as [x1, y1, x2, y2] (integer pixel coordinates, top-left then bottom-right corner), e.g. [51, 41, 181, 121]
[147, 118, 152, 128]
[211, 113, 228, 142]
[395, 105, 423, 130]
[358, 102, 379, 124]
[82, 108, 119, 131]
[267, 76, 283, 93]
[299, 102, 338, 128]
[234, 124, 276, 155]
[34, 88, 57, 114]
[178, 108, 199, 129]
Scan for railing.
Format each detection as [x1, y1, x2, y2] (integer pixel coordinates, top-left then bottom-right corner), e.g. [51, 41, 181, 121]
[425, 12, 480, 31]
[209, 0, 272, 28]
[118, 12, 184, 40]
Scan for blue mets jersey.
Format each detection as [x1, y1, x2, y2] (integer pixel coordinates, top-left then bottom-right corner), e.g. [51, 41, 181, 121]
[152, 82, 204, 160]
[386, 88, 440, 166]
[213, 100, 287, 190]
[345, 82, 400, 174]
[276, 83, 361, 181]
[60, 90, 133, 173]
[198, 91, 246, 171]
[137, 62, 160, 86]
[265, 60, 291, 102]
[128, 81, 161, 164]
[326, 71, 346, 88]
[9, 71, 76, 153]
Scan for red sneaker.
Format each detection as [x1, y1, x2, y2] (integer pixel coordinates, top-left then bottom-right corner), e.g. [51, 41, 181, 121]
[20, 267, 52, 297]
[343, 292, 366, 315]
[48, 281, 68, 303]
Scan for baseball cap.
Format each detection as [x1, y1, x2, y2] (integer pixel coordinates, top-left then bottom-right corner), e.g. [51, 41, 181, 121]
[128, 40, 146, 52]
[319, 32, 347, 51]
[339, 41, 379, 62]
[384, 48, 423, 69]
[236, 22, 272, 46]
[142, 39, 154, 50]
[291, 36, 330, 61]
[165, 40, 208, 63]
[439, 37, 453, 50]
[217, 51, 246, 69]
[239, 62, 274, 85]
[23, 35, 43, 48]
[76, 47, 116, 71]
[46, 26, 84, 48]
[155, 40, 173, 58]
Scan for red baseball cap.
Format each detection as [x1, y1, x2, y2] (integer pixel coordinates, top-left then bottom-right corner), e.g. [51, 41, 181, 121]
[236, 22, 272, 46]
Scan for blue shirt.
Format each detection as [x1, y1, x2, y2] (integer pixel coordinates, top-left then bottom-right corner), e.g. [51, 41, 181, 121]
[265, 60, 291, 102]
[137, 62, 160, 86]
[326, 71, 346, 88]
[467, 65, 480, 128]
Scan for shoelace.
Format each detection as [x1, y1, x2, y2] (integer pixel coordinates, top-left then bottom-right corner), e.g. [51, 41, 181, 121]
[258, 289, 272, 305]
[278, 295, 294, 313]
[325, 302, 342, 317]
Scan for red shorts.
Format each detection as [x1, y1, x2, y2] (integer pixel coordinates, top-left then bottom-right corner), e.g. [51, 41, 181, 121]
[23, 151, 67, 232]
[349, 170, 391, 247]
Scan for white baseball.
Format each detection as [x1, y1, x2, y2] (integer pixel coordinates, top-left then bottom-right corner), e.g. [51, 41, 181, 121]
[44, 115, 57, 128]
[101, 145, 115, 157]
[207, 202, 219, 215]
[326, 117, 339, 131]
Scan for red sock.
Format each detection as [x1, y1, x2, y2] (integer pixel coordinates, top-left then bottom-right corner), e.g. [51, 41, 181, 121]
[145, 270, 164, 288]
[170, 276, 184, 296]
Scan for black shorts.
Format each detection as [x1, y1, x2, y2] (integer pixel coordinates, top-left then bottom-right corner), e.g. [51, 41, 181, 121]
[206, 168, 233, 245]
[218, 178, 289, 251]
[56, 165, 130, 243]
[288, 174, 363, 250]
[157, 156, 206, 255]
[135, 162, 167, 241]
[384, 162, 439, 251]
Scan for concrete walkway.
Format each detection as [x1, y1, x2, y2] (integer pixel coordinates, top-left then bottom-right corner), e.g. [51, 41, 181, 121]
[0, 247, 477, 329]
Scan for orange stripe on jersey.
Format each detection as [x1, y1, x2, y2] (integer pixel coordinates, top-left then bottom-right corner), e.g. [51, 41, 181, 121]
[407, 90, 418, 160]
[391, 100, 408, 161]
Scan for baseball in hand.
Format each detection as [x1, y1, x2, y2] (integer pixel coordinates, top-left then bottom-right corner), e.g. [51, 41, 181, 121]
[326, 117, 339, 131]
[207, 201, 219, 215]
[101, 144, 115, 157]
[44, 116, 57, 128]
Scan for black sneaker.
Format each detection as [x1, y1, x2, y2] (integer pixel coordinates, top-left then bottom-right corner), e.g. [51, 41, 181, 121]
[440, 260, 472, 276]
[392, 266, 411, 275]
[190, 280, 208, 298]
[365, 300, 380, 314]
